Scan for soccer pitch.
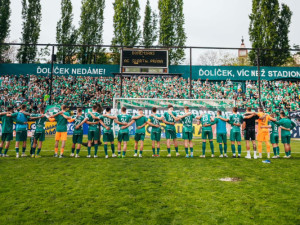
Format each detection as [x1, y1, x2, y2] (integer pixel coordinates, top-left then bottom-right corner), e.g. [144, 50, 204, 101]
[0, 137, 299, 225]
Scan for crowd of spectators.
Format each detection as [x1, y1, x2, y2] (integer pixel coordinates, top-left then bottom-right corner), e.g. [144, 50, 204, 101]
[0, 74, 299, 114]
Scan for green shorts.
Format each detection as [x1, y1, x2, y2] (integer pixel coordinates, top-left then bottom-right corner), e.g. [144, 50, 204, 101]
[217, 133, 227, 143]
[182, 131, 193, 140]
[1, 132, 13, 142]
[165, 127, 177, 140]
[202, 130, 213, 140]
[151, 131, 161, 142]
[34, 131, 45, 142]
[281, 135, 291, 144]
[270, 133, 279, 144]
[73, 134, 83, 144]
[16, 130, 27, 142]
[88, 130, 100, 141]
[103, 132, 114, 143]
[230, 130, 241, 142]
[135, 133, 145, 142]
[118, 132, 129, 142]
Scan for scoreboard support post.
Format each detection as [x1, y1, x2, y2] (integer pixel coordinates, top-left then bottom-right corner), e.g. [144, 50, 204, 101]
[120, 46, 124, 97]
[257, 48, 261, 107]
[189, 47, 192, 98]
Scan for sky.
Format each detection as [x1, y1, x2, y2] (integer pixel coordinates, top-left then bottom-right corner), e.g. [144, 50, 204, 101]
[8, 0, 300, 51]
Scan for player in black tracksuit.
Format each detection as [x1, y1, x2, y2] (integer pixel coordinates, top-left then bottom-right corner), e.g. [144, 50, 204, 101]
[243, 107, 259, 159]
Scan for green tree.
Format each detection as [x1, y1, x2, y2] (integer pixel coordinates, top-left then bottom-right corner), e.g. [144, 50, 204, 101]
[276, 4, 292, 66]
[17, 0, 42, 63]
[79, 0, 106, 64]
[158, 0, 186, 65]
[56, 0, 78, 64]
[142, 0, 157, 48]
[111, 0, 141, 63]
[0, 0, 11, 63]
[249, 0, 292, 66]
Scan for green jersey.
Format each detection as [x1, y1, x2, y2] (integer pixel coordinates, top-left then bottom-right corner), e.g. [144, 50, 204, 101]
[164, 111, 178, 129]
[56, 112, 70, 132]
[275, 118, 296, 136]
[100, 115, 114, 133]
[72, 115, 86, 135]
[87, 112, 101, 131]
[117, 114, 132, 133]
[31, 114, 48, 133]
[270, 120, 279, 135]
[229, 114, 243, 132]
[135, 116, 148, 134]
[0, 115, 14, 133]
[149, 114, 161, 133]
[200, 114, 213, 131]
[181, 113, 196, 132]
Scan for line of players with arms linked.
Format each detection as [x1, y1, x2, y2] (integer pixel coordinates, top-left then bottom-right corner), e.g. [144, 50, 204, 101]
[0, 104, 296, 159]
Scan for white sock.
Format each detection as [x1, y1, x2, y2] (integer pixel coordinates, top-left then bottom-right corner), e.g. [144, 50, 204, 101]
[253, 151, 257, 155]
[247, 151, 251, 156]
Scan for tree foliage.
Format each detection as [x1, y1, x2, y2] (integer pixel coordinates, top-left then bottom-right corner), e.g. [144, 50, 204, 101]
[249, 0, 292, 66]
[111, 0, 141, 63]
[158, 0, 186, 65]
[17, 0, 42, 63]
[79, 0, 106, 64]
[142, 0, 157, 48]
[56, 0, 78, 64]
[0, 0, 11, 63]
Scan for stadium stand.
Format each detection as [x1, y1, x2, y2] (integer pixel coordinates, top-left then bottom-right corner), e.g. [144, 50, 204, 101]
[0, 74, 299, 114]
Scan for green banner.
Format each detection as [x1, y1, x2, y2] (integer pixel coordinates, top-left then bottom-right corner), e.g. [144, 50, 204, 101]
[0, 64, 299, 80]
[0, 64, 119, 77]
[169, 65, 300, 80]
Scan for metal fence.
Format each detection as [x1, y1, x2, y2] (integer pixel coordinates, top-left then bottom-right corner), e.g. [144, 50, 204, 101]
[0, 43, 300, 109]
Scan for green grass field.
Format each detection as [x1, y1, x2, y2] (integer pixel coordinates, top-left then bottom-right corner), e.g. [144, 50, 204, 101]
[0, 136, 299, 225]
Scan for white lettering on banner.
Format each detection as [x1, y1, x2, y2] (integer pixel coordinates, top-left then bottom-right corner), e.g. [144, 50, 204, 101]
[37, 66, 107, 76]
[199, 69, 234, 77]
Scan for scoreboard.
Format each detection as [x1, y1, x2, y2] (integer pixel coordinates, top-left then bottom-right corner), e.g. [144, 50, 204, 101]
[121, 49, 168, 69]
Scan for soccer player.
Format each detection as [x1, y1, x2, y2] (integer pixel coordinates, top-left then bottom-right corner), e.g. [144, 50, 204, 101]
[242, 107, 259, 159]
[129, 109, 148, 158]
[163, 105, 180, 157]
[99, 107, 116, 158]
[30, 107, 48, 158]
[266, 113, 280, 158]
[0, 107, 14, 157]
[197, 113, 215, 158]
[69, 108, 87, 158]
[256, 107, 274, 159]
[214, 110, 228, 158]
[116, 107, 132, 158]
[86, 105, 101, 158]
[177, 106, 194, 158]
[274, 111, 296, 158]
[103, 107, 132, 158]
[149, 107, 163, 157]
[219, 107, 243, 158]
[12, 105, 31, 158]
[49, 105, 71, 158]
